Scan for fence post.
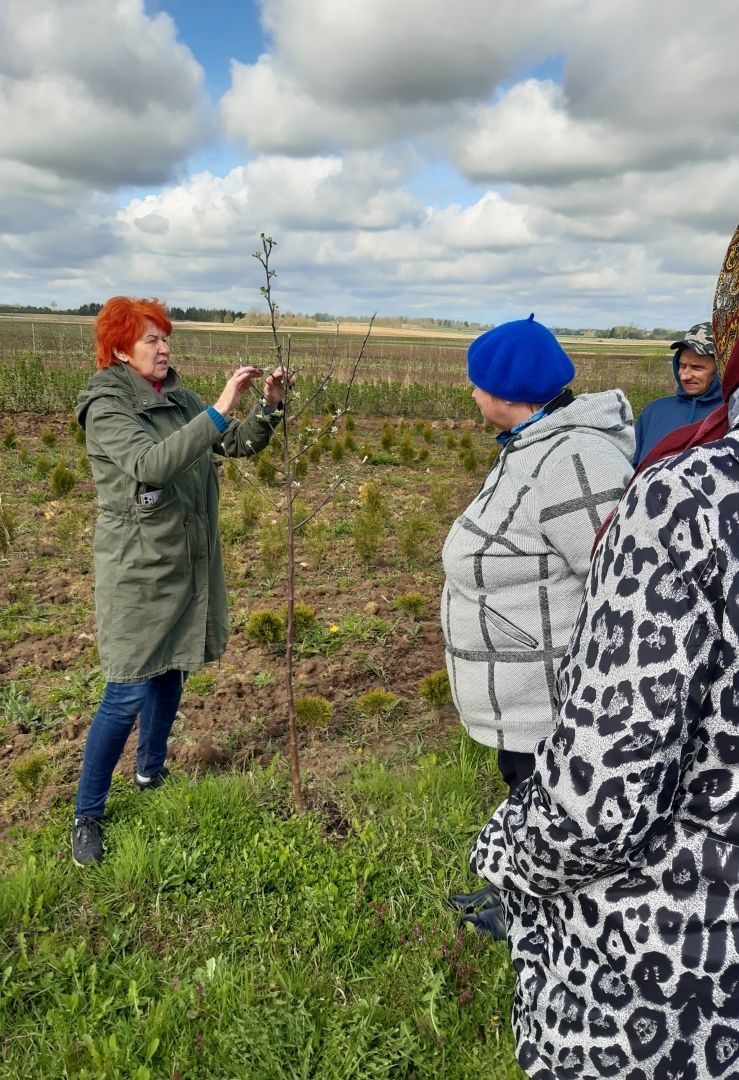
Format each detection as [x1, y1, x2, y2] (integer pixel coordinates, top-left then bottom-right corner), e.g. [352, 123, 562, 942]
[31, 322, 35, 354]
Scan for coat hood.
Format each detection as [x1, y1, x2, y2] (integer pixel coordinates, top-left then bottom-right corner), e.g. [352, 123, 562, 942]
[507, 388, 635, 462]
[76, 364, 183, 429]
[671, 352, 722, 410]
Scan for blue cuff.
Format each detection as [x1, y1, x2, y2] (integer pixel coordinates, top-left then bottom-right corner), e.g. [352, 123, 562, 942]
[207, 405, 229, 434]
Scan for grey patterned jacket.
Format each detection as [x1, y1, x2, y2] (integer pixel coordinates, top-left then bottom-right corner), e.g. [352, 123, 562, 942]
[441, 390, 634, 753]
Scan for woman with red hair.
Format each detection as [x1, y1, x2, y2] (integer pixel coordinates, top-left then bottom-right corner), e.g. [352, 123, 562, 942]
[71, 296, 292, 866]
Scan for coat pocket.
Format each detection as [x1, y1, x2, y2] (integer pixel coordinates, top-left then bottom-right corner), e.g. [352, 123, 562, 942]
[481, 602, 539, 649]
[133, 483, 171, 516]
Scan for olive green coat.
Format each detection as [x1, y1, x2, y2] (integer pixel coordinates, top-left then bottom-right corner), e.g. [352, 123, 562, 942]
[76, 364, 276, 682]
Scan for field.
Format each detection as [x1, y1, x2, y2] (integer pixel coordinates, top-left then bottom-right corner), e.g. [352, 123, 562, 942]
[0, 320, 674, 1078]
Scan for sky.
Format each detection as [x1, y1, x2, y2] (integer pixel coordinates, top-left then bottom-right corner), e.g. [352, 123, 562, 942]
[2, 0, 739, 326]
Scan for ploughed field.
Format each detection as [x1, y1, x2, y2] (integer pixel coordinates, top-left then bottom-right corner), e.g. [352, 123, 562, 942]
[0, 408, 498, 822]
[0, 334, 668, 1079]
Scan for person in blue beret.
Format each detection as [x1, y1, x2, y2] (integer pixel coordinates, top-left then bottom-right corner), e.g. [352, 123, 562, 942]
[632, 321, 721, 465]
[441, 314, 635, 936]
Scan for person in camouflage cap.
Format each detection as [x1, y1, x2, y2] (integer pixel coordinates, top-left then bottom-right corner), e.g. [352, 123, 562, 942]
[632, 320, 721, 463]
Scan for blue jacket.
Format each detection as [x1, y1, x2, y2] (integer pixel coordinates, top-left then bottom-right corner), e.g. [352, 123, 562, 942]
[632, 355, 722, 464]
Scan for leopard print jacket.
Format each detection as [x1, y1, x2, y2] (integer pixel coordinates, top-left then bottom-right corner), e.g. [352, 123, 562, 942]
[471, 434, 739, 1080]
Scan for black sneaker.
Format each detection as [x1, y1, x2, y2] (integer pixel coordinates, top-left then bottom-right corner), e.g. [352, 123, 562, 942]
[134, 766, 171, 791]
[460, 904, 507, 939]
[71, 817, 103, 866]
[448, 883, 500, 912]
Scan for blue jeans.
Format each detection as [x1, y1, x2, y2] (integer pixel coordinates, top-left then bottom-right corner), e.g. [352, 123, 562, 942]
[74, 669, 187, 820]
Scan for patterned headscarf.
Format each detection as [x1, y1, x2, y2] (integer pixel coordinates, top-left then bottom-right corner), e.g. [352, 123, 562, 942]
[713, 222, 739, 377]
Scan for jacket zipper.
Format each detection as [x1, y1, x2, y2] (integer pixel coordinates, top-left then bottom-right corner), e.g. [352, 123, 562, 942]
[481, 601, 539, 649]
[183, 517, 191, 569]
[206, 513, 211, 561]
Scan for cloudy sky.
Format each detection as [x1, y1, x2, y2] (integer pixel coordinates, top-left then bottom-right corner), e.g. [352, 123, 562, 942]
[1, 0, 738, 326]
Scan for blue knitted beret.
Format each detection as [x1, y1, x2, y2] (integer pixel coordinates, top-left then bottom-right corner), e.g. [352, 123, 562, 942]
[467, 314, 575, 403]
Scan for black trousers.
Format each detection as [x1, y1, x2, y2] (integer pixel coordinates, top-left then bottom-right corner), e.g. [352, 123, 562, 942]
[497, 749, 535, 795]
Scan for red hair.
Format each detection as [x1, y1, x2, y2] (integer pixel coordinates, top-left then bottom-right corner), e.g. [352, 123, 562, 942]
[95, 296, 172, 369]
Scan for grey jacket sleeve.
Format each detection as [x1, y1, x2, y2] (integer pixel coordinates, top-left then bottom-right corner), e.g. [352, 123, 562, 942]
[537, 440, 633, 578]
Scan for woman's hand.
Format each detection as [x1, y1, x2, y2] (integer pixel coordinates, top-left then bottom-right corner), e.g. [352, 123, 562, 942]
[213, 366, 263, 416]
[262, 366, 297, 406]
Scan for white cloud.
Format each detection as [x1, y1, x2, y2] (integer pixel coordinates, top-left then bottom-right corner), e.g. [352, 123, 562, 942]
[0, 0, 212, 188]
[24, 151, 714, 325]
[4, 0, 739, 330]
[448, 80, 634, 184]
[224, 0, 739, 182]
[221, 55, 456, 155]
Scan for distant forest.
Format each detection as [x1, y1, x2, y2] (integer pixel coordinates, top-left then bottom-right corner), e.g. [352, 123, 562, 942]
[0, 303, 686, 339]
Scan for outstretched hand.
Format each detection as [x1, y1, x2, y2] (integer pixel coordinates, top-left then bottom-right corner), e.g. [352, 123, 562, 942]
[213, 365, 297, 417]
[213, 366, 265, 416]
[263, 366, 297, 405]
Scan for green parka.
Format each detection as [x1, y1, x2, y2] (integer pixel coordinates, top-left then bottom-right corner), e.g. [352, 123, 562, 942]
[76, 363, 277, 682]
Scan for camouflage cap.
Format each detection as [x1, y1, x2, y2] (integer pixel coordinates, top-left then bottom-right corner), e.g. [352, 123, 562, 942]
[670, 322, 715, 357]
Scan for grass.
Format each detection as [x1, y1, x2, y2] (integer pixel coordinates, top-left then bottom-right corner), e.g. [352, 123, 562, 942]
[0, 738, 522, 1079]
[0, 350, 674, 420]
[0, 352, 680, 1079]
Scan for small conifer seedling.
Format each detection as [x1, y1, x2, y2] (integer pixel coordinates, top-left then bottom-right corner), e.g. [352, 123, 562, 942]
[225, 459, 241, 484]
[397, 509, 433, 564]
[395, 592, 427, 620]
[34, 455, 52, 478]
[244, 609, 284, 647]
[239, 488, 264, 535]
[257, 522, 287, 577]
[69, 417, 86, 445]
[461, 448, 478, 474]
[380, 421, 395, 451]
[398, 432, 415, 466]
[430, 481, 450, 516]
[445, 431, 457, 450]
[255, 454, 278, 486]
[355, 688, 400, 721]
[280, 601, 316, 637]
[418, 669, 452, 709]
[41, 428, 57, 448]
[12, 752, 48, 795]
[295, 695, 332, 731]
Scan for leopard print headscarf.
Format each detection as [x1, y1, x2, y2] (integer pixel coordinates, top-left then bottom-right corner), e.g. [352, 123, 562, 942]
[713, 222, 739, 377]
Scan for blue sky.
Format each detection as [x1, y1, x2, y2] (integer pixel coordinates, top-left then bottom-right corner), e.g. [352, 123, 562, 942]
[2, 0, 737, 326]
[145, 0, 266, 98]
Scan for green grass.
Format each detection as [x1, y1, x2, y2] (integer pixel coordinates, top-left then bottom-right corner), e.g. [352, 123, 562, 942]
[0, 354, 672, 421]
[0, 738, 523, 1079]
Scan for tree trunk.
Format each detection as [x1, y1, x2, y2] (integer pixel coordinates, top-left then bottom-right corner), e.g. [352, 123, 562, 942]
[283, 412, 303, 814]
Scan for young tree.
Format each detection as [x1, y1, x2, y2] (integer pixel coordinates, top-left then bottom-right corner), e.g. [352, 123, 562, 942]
[235, 235, 374, 813]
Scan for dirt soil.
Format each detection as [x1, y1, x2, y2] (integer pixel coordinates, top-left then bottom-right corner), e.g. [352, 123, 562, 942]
[0, 411, 494, 831]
